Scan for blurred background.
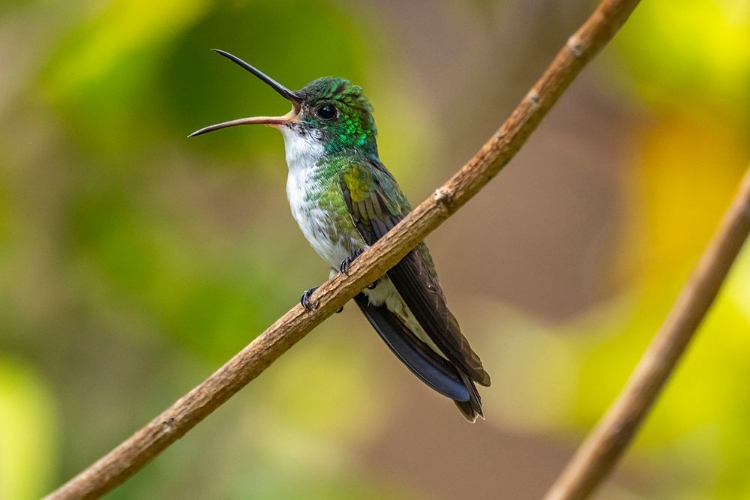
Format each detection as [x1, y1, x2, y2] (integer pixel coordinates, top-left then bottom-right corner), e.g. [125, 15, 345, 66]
[1, 0, 749, 498]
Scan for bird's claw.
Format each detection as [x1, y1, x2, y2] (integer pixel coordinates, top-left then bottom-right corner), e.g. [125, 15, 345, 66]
[300, 286, 319, 311]
[301, 286, 343, 313]
[339, 249, 364, 276]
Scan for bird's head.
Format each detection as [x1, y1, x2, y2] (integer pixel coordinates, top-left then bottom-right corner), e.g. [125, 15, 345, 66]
[190, 50, 378, 157]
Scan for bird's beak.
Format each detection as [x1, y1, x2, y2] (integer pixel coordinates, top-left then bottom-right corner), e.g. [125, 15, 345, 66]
[189, 49, 302, 138]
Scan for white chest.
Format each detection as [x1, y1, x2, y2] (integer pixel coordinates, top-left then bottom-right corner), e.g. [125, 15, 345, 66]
[281, 127, 355, 269]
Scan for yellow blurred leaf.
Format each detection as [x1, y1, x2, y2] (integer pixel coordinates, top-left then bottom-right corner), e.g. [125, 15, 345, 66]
[616, 0, 750, 113]
[0, 358, 58, 500]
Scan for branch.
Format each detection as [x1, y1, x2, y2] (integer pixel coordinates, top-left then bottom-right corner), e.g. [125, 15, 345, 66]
[45, 1, 641, 498]
[544, 165, 750, 500]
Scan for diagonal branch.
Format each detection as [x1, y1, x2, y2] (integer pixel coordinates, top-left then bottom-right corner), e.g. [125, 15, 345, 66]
[45, 0, 641, 498]
[544, 165, 750, 500]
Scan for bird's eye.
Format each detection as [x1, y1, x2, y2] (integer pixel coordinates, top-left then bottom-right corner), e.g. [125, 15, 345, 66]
[316, 104, 337, 120]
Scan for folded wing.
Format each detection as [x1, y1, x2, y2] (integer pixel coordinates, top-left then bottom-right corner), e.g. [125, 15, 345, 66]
[339, 161, 491, 388]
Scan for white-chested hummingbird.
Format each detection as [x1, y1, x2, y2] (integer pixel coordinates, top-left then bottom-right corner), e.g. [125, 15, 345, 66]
[190, 50, 491, 421]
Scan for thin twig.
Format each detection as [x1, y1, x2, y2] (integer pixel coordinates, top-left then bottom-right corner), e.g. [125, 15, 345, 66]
[544, 165, 750, 500]
[45, 1, 640, 498]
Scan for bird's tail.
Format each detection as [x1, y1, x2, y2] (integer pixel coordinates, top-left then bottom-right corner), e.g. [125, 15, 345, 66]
[454, 371, 483, 422]
[354, 293, 485, 421]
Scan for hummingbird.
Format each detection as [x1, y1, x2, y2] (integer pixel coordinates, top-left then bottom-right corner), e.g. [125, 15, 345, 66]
[190, 50, 491, 421]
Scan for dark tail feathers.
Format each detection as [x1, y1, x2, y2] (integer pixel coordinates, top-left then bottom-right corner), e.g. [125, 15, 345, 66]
[354, 293, 483, 421]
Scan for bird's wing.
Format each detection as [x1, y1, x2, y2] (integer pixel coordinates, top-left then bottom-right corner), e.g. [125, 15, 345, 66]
[339, 160, 490, 387]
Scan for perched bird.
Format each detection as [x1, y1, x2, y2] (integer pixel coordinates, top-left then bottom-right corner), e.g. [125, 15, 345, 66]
[191, 50, 491, 421]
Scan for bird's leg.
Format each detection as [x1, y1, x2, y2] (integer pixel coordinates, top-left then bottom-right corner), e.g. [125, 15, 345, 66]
[300, 285, 343, 313]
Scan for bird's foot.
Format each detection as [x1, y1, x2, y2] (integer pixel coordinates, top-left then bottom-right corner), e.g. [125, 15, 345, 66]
[339, 249, 364, 276]
[300, 286, 319, 311]
[301, 286, 344, 313]
[341, 250, 380, 289]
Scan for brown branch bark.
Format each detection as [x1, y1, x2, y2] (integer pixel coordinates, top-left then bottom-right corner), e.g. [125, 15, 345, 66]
[543, 165, 750, 500]
[45, 1, 641, 498]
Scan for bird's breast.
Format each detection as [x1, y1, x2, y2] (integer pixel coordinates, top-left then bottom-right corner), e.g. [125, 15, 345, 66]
[282, 132, 363, 269]
[286, 172, 360, 269]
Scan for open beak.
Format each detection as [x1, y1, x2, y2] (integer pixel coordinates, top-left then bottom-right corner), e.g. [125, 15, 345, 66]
[189, 49, 302, 138]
